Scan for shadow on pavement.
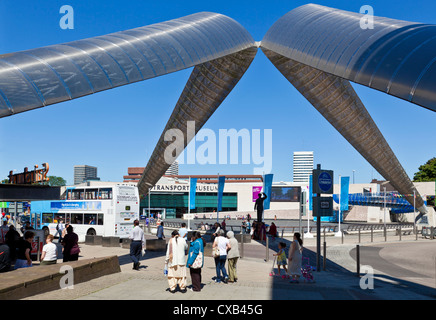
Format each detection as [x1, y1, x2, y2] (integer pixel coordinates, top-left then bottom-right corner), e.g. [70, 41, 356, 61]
[256, 236, 436, 300]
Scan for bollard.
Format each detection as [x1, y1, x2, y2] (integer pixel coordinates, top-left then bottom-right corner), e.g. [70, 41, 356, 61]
[358, 228, 361, 244]
[281, 229, 284, 239]
[36, 236, 41, 262]
[356, 244, 360, 277]
[241, 237, 244, 259]
[416, 226, 418, 241]
[341, 230, 344, 244]
[323, 228, 326, 243]
[384, 226, 387, 242]
[399, 225, 402, 241]
[371, 226, 373, 243]
[265, 236, 269, 262]
[323, 241, 326, 271]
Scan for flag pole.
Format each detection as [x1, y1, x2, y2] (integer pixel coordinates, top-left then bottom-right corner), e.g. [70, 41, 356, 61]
[335, 175, 342, 237]
[216, 173, 219, 223]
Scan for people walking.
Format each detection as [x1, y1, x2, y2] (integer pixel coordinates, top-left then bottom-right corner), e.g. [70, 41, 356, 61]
[178, 223, 188, 241]
[54, 219, 65, 243]
[186, 232, 205, 292]
[288, 233, 303, 283]
[213, 229, 231, 283]
[129, 219, 146, 270]
[157, 222, 165, 240]
[165, 230, 188, 293]
[226, 231, 239, 283]
[62, 225, 80, 262]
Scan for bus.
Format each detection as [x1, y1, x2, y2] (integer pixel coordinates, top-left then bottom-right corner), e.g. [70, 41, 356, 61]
[30, 183, 139, 242]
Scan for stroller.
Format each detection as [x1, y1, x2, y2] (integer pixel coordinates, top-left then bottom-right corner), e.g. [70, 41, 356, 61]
[301, 257, 315, 283]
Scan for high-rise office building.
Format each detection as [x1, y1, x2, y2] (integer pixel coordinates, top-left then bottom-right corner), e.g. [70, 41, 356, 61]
[74, 165, 100, 185]
[165, 160, 179, 176]
[293, 151, 314, 183]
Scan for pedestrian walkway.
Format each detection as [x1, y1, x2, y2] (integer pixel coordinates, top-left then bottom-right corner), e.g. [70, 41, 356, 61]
[18, 237, 436, 300]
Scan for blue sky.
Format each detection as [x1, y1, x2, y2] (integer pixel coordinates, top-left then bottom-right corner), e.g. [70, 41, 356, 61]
[0, 0, 435, 186]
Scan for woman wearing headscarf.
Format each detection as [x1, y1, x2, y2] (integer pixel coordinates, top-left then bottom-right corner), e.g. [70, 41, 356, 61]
[165, 230, 188, 293]
[186, 232, 205, 292]
[288, 232, 303, 283]
[226, 231, 240, 283]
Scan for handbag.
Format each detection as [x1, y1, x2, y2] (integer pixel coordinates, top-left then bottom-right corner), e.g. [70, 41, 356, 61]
[191, 252, 203, 269]
[70, 244, 80, 255]
[213, 246, 220, 258]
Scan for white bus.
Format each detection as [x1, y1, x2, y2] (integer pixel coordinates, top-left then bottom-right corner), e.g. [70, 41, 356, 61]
[30, 184, 139, 242]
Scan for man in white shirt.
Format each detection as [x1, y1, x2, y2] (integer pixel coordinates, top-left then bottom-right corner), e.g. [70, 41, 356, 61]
[129, 219, 146, 270]
[178, 223, 188, 241]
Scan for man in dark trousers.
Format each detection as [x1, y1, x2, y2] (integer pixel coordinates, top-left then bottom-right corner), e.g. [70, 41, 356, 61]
[254, 192, 267, 223]
[129, 219, 145, 270]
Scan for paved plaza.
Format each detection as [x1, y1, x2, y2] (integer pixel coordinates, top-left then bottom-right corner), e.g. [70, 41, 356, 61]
[18, 231, 436, 301]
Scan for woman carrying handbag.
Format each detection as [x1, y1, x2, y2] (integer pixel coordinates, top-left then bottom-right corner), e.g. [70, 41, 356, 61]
[186, 232, 205, 292]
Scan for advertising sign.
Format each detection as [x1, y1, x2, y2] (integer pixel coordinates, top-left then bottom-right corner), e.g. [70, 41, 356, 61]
[51, 201, 102, 211]
[252, 186, 263, 202]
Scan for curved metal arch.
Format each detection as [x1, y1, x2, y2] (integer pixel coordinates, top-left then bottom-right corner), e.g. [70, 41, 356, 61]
[0, 12, 256, 118]
[262, 3, 436, 112]
[261, 4, 431, 215]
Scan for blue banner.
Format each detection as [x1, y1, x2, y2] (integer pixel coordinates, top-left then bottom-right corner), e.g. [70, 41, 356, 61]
[217, 176, 225, 212]
[309, 175, 313, 210]
[263, 174, 274, 210]
[340, 176, 350, 211]
[189, 178, 197, 210]
[50, 201, 101, 211]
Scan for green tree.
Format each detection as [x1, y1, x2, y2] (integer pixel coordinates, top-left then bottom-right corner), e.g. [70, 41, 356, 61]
[47, 176, 67, 186]
[413, 157, 436, 182]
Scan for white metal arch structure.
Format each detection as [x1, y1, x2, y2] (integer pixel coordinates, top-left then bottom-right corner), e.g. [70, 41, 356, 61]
[0, 12, 257, 196]
[261, 4, 432, 215]
[0, 12, 256, 118]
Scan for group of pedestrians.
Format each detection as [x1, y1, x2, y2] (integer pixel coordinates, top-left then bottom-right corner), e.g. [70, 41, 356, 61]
[164, 228, 208, 293]
[129, 217, 306, 292]
[0, 219, 80, 273]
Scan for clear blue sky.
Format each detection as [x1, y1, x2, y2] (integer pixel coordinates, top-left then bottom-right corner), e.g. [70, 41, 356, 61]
[0, 0, 435, 186]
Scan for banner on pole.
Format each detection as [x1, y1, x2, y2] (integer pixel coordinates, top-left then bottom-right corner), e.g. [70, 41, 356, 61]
[263, 174, 274, 210]
[217, 176, 225, 212]
[309, 175, 313, 210]
[189, 178, 197, 210]
[340, 176, 350, 211]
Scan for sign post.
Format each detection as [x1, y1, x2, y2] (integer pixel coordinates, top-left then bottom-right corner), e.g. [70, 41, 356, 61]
[312, 164, 333, 272]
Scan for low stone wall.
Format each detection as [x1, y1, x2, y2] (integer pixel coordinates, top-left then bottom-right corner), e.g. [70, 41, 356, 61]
[0, 256, 120, 300]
